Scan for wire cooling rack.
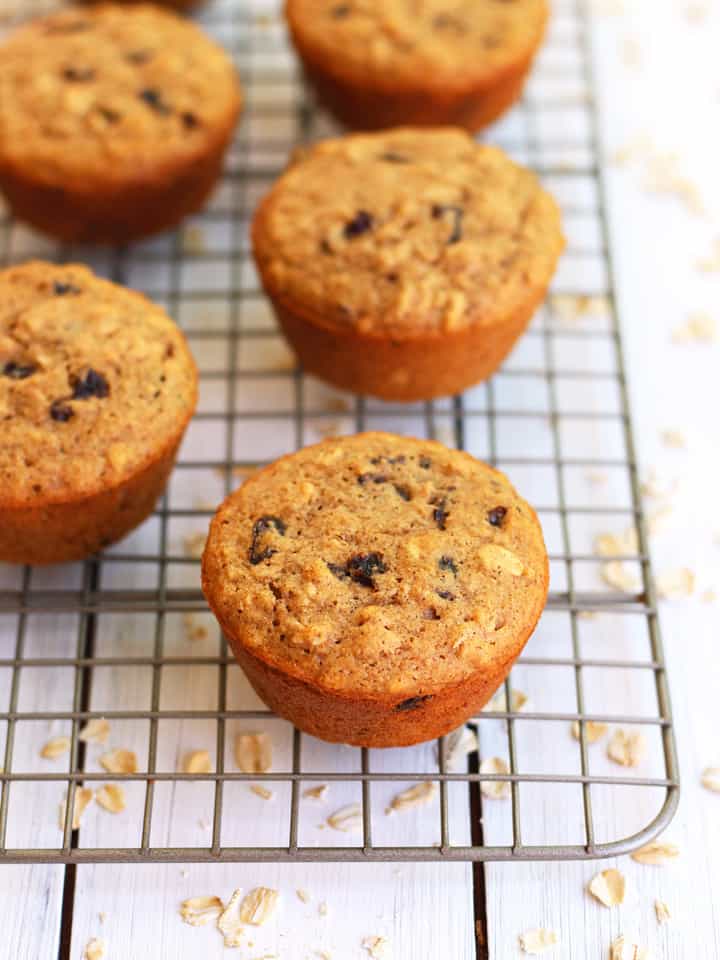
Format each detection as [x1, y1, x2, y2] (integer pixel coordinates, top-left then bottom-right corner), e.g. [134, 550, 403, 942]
[0, 0, 678, 865]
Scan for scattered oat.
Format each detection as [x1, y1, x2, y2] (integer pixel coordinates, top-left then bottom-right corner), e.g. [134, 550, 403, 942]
[182, 612, 209, 642]
[83, 938, 105, 960]
[315, 952, 332, 960]
[98, 913, 106, 924]
[587, 868, 627, 907]
[601, 560, 640, 594]
[95, 784, 126, 814]
[235, 732, 272, 773]
[485, 688, 528, 714]
[571, 720, 609, 744]
[595, 528, 638, 557]
[59, 787, 93, 831]
[439, 725, 478, 769]
[99, 749, 138, 774]
[239, 887, 279, 926]
[250, 784, 273, 800]
[180, 895, 224, 927]
[646, 505, 673, 537]
[198, 816, 211, 831]
[696, 238, 720, 272]
[183, 531, 207, 559]
[217, 888, 245, 948]
[519, 928, 560, 954]
[479, 757, 511, 799]
[610, 935, 650, 960]
[607, 729, 646, 767]
[318, 901, 328, 916]
[386, 782, 437, 814]
[660, 429, 686, 449]
[327, 803, 363, 831]
[183, 750, 212, 774]
[296, 888, 310, 904]
[631, 840, 680, 865]
[362, 936, 390, 958]
[640, 468, 678, 501]
[701, 767, 720, 792]
[303, 784, 328, 801]
[181, 224, 206, 255]
[701, 589, 717, 604]
[41, 736, 71, 759]
[643, 151, 704, 214]
[655, 567, 695, 599]
[672, 312, 717, 343]
[654, 899, 672, 924]
[78, 718, 110, 745]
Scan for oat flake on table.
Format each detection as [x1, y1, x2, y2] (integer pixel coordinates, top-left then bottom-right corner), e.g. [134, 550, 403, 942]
[610, 934, 650, 959]
[83, 937, 105, 960]
[587, 868, 627, 907]
[385, 782, 437, 814]
[631, 840, 680, 865]
[362, 935, 390, 958]
[217, 888, 245, 948]
[238, 887, 279, 926]
[182, 750, 212, 774]
[654, 899, 672, 924]
[78, 718, 110, 745]
[607, 729, 646, 767]
[701, 767, 720, 792]
[571, 720, 608, 744]
[518, 928, 560, 954]
[235, 732, 272, 774]
[479, 757, 511, 799]
[99, 748, 137, 774]
[95, 784, 126, 814]
[327, 803, 363, 832]
[179, 895, 224, 927]
[41, 736, 70, 759]
[59, 787, 93, 831]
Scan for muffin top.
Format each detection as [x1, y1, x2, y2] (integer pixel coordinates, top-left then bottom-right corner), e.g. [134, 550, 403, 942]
[202, 433, 548, 698]
[286, 0, 548, 88]
[0, 261, 197, 507]
[253, 128, 564, 336]
[0, 3, 242, 188]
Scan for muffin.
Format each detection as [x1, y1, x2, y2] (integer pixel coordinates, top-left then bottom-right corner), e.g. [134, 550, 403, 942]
[0, 261, 198, 565]
[285, 0, 549, 132]
[252, 127, 564, 402]
[0, 4, 242, 244]
[202, 432, 548, 748]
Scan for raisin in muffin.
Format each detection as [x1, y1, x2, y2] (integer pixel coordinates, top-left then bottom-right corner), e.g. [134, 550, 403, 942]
[286, 0, 548, 132]
[202, 433, 548, 747]
[0, 261, 197, 565]
[252, 127, 564, 401]
[0, 4, 242, 244]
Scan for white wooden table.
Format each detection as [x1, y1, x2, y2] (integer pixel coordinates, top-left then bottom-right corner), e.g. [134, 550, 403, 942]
[1, 2, 719, 957]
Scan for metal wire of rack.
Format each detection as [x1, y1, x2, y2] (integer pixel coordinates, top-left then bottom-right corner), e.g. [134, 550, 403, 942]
[0, 0, 678, 865]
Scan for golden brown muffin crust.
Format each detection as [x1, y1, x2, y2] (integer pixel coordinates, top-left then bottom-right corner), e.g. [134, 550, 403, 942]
[202, 433, 548, 698]
[0, 261, 197, 508]
[253, 128, 564, 337]
[286, 0, 548, 89]
[0, 3, 241, 191]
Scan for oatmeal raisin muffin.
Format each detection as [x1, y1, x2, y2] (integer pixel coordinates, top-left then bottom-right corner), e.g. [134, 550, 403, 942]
[202, 433, 548, 747]
[252, 127, 564, 401]
[0, 4, 242, 243]
[286, 0, 549, 132]
[0, 261, 198, 565]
